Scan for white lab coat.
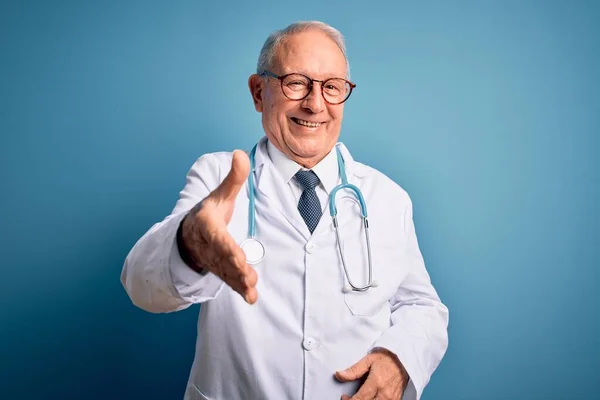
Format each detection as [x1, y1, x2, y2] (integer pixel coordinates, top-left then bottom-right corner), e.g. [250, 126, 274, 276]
[121, 136, 449, 400]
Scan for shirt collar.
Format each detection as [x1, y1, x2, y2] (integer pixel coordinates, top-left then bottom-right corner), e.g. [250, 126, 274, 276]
[266, 139, 339, 194]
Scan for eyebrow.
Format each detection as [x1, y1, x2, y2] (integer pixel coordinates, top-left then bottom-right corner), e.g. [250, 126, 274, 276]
[284, 70, 347, 79]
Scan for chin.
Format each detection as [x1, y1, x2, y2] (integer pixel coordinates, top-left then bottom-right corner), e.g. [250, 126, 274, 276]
[290, 139, 324, 156]
[282, 130, 337, 159]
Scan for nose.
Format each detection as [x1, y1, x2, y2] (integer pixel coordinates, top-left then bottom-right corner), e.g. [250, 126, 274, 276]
[301, 82, 325, 114]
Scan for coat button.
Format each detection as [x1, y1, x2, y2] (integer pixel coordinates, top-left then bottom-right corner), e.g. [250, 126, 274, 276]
[302, 337, 320, 351]
[305, 242, 317, 253]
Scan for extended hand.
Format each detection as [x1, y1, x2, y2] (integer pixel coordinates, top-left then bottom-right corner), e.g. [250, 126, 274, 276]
[180, 150, 259, 304]
[335, 349, 409, 400]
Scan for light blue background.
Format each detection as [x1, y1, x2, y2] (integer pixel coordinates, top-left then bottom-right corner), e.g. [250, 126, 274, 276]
[1, 1, 598, 399]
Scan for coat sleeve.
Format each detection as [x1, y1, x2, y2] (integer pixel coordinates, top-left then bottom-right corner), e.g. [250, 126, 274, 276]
[370, 195, 449, 400]
[120, 153, 228, 313]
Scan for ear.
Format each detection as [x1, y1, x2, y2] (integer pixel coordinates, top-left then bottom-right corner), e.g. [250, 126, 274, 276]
[248, 74, 264, 112]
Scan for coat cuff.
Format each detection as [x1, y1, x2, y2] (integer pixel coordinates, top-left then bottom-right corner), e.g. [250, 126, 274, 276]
[166, 212, 225, 303]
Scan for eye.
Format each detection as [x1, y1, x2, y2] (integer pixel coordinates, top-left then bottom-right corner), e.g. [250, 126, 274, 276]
[285, 80, 309, 92]
[323, 81, 344, 95]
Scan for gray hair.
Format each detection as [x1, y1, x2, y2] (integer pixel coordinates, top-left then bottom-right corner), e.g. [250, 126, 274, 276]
[256, 21, 350, 79]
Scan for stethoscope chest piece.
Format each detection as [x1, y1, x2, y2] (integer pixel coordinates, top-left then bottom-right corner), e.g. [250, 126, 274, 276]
[241, 238, 265, 265]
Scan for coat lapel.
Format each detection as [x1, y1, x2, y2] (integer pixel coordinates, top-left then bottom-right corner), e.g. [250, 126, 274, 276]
[250, 137, 310, 241]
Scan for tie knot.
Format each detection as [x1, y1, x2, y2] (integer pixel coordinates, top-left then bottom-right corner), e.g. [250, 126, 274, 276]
[295, 169, 320, 190]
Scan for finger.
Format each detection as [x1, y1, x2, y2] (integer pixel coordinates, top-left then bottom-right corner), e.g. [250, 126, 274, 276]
[222, 255, 255, 290]
[215, 259, 258, 304]
[335, 355, 373, 382]
[220, 245, 259, 302]
[244, 285, 258, 304]
[237, 266, 258, 301]
[219, 250, 255, 293]
[212, 150, 250, 203]
[228, 275, 258, 304]
[243, 263, 259, 288]
[349, 377, 378, 400]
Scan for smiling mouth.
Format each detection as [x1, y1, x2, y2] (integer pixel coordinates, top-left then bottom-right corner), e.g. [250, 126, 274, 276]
[291, 117, 323, 128]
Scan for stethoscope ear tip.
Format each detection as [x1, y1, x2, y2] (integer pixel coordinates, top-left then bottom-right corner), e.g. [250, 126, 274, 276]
[342, 285, 352, 293]
[371, 280, 379, 288]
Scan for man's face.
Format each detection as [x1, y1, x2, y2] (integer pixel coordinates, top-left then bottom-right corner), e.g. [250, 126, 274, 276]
[249, 29, 349, 168]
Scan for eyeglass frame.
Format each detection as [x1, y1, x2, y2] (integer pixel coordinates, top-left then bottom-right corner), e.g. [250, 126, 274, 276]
[259, 70, 356, 105]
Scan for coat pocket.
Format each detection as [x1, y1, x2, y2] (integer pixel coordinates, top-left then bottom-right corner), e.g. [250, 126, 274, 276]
[343, 286, 389, 317]
[340, 243, 405, 317]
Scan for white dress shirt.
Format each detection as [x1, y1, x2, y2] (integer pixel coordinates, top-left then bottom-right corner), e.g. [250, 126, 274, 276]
[266, 139, 339, 216]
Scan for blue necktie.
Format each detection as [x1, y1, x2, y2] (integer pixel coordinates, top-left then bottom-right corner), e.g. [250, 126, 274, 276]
[295, 170, 322, 234]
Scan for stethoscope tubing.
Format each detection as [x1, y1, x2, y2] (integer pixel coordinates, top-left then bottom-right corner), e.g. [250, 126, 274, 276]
[245, 143, 377, 292]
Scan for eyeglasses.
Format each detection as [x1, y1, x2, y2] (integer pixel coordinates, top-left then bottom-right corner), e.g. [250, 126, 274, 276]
[260, 70, 356, 105]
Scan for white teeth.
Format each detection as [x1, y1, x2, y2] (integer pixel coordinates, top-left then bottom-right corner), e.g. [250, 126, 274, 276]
[295, 119, 321, 128]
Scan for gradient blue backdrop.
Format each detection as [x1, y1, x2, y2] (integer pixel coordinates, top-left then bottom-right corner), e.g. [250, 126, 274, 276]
[1, 1, 598, 399]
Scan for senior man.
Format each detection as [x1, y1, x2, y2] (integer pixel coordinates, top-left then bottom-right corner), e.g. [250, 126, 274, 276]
[121, 21, 449, 400]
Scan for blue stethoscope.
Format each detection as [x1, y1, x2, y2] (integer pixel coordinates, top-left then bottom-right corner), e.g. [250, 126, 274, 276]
[240, 143, 379, 293]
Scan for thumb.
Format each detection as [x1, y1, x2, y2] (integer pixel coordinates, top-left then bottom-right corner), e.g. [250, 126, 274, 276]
[335, 355, 373, 382]
[213, 150, 250, 203]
